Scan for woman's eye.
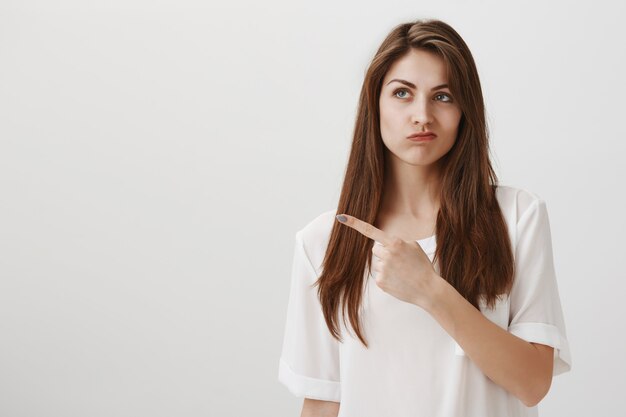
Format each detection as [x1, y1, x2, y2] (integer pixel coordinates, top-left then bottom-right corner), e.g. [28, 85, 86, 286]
[393, 89, 453, 103]
[393, 89, 410, 99]
[435, 93, 453, 102]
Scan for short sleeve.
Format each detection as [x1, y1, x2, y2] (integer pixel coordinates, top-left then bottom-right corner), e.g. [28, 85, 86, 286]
[508, 198, 572, 376]
[277, 230, 341, 402]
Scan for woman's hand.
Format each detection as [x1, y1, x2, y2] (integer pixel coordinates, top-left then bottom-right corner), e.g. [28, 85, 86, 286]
[336, 213, 441, 309]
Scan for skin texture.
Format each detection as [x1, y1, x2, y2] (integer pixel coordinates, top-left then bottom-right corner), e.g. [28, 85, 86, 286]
[377, 48, 462, 222]
[301, 398, 340, 417]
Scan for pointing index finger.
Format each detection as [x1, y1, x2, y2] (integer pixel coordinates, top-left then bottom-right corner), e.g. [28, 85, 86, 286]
[336, 214, 394, 246]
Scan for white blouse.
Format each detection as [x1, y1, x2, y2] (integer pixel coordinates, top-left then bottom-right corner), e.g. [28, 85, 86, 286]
[278, 184, 572, 417]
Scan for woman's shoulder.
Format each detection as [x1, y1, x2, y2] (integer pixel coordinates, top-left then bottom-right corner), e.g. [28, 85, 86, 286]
[294, 208, 337, 272]
[495, 183, 547, 223]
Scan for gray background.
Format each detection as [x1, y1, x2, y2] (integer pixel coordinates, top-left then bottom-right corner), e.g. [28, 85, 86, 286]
[1, 0, 624, 416]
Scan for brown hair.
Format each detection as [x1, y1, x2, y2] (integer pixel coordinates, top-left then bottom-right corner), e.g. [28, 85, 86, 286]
[315, 18, 515, 347]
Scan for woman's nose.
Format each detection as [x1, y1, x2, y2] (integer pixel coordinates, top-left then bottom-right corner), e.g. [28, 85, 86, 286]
[410, 98, 433, 126]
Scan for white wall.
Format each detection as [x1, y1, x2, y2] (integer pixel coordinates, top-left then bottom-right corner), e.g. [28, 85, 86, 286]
[0, 0, 624, 416]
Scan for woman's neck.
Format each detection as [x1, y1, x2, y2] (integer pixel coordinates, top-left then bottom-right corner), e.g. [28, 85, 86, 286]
[381, 159, 442, 218]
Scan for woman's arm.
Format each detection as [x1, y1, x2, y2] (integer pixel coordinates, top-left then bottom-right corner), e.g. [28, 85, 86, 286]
[301, 398, 340, 417]
[424, 278, 554, 407]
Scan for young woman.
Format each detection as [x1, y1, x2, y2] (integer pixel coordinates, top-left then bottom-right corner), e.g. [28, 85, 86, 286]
[278, 18, 571, 417]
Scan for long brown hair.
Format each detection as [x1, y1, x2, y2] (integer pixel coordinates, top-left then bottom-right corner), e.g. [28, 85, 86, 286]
[315, 18, 515, 348]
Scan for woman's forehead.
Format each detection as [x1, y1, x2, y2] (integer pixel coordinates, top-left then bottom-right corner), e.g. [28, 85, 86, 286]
[383, 50, 448, 87]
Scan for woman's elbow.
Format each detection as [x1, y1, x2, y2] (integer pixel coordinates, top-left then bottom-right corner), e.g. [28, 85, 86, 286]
[521, 372, 553, 407]
[300, 398, 340, 417]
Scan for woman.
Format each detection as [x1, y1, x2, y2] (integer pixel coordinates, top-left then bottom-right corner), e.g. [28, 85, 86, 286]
[278, 18, 571, 417]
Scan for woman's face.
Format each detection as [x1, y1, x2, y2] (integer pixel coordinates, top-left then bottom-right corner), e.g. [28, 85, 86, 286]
[379, 48, 462, 168]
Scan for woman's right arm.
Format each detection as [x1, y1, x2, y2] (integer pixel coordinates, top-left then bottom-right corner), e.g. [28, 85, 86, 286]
[300, 398, 340, 417]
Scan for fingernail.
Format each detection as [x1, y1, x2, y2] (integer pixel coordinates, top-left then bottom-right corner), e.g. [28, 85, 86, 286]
[336, 214, 347, 223]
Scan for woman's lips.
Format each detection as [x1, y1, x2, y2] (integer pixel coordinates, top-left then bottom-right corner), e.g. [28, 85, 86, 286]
[407, 134, 436, 142]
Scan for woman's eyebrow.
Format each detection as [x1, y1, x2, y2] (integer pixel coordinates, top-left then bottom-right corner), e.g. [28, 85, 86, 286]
[386, 79, 449, 91]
